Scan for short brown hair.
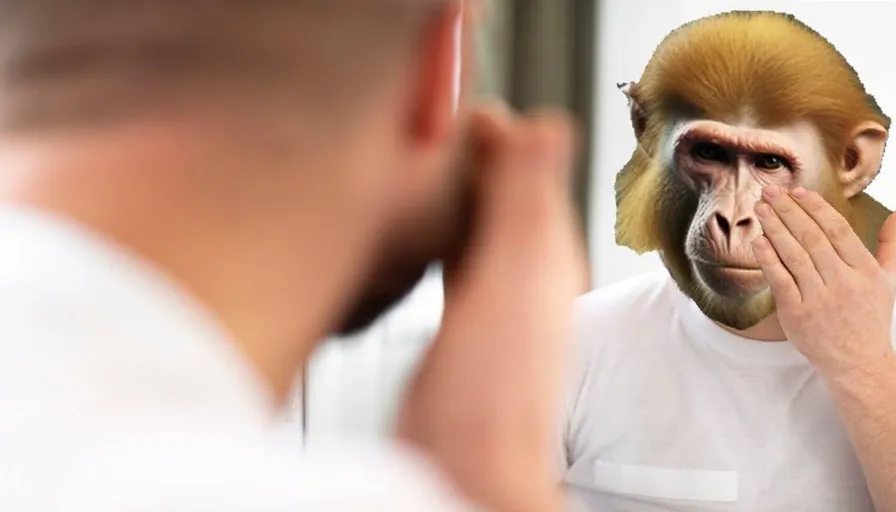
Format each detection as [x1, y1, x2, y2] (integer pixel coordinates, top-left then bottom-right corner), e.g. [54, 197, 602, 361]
[0, 0, 448, 131]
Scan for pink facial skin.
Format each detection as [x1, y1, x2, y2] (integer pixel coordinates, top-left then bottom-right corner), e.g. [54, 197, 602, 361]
[669, 119, 824, 298]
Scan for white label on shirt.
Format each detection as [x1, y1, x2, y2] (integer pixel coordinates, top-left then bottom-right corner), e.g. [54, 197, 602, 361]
[592, 460, 739, 502]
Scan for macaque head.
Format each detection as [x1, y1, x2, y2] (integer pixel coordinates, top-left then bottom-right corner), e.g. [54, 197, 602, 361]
[615, 11, 892, 329]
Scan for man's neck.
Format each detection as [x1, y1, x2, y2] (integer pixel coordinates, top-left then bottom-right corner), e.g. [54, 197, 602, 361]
[0, 127, 352, 407]
[721, 313, 787, 342]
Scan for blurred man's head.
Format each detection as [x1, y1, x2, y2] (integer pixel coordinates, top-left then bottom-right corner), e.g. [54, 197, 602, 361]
[0, 1, 473, 342]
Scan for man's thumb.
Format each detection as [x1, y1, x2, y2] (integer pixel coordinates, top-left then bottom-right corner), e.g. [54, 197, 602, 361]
[876, 212, 896, 277]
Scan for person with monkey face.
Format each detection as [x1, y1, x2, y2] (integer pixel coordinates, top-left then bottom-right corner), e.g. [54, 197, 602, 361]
[559, 11, 896, 511]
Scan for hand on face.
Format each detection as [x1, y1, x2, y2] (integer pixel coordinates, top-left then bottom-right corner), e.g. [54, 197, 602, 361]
[397, 102, 584, 512]
[752, 186, 896, 378]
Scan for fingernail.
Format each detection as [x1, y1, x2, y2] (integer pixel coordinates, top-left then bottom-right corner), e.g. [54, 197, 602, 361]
[763, 186, 780, 199]
[753, 236, 769, 249]
[755, 203, 771, 217]
[792, 187, 808, 198]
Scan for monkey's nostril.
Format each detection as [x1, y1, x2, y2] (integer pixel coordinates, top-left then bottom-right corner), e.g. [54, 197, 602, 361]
[735, 217, 752, 228]
[714, 213, 731, 236]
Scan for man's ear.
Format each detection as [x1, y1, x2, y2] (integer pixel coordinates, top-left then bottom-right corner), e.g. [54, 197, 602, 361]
[618, 81, 647, 141]
[409, 1, 465, 148]
[840, 120, 888, 199]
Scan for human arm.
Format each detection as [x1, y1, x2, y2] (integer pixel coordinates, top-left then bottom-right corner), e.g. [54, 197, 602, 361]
[824, 353, 896, 512]
[396, 105, 585, 512]
[752, 186, 896, 510]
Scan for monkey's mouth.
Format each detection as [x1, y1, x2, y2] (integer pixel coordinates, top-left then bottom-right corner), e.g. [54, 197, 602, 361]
[692, 260, 767, 297]
[692, 258, 761, 271]
[703, 263, 762, 272]
[713, 266, 764, 280]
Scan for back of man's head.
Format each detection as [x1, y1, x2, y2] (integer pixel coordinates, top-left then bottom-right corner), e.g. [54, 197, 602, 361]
[0, 0, 472, 377]
[0, 0, 447, 131]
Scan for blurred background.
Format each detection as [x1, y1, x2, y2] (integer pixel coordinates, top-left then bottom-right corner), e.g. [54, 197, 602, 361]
[291, 0, 896, 445]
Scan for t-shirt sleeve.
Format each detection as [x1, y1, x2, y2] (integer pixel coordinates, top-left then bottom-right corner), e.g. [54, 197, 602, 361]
[54, 427, 482, 512]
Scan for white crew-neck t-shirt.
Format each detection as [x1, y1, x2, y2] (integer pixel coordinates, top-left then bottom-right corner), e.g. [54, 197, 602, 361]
[0, 207, 476, 511]
[559, 273, 895, 511]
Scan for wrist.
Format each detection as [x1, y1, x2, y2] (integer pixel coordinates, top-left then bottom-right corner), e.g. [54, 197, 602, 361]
[821, 349, 896, 397]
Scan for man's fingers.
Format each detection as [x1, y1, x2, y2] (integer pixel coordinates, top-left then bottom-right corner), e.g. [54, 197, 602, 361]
[760, 186, 845, 283]
[790, 187, 878, 271]
[876, 213, 896, 279]
[754, 199, 824, 293]
[753, 235, 802, 306]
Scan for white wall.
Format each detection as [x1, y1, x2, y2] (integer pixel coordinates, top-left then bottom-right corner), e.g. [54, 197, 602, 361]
[304, 0, 896, 443]
[590, 0, 896, 288]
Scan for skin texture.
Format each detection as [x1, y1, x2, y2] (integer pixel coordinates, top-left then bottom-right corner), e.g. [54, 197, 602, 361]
[752, 186, 896, 511]
[615, 10, 892, 330]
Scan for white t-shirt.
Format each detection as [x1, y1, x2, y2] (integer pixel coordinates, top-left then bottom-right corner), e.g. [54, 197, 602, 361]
[0, 207, 476, 511]
[558, 273, 895, 512]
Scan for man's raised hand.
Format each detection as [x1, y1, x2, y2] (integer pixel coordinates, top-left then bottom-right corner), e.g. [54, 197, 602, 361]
[398, 103, 585, 512]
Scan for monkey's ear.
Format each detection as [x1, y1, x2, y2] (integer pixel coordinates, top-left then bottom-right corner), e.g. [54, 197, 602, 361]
[840, 120, 888, 199]
[618, 81, 647, 141]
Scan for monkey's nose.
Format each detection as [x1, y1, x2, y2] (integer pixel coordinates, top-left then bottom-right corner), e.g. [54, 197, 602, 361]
[713, 212, 754, 242]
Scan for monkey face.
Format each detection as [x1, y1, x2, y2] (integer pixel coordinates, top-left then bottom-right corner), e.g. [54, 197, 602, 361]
[671, 119, 826, 301]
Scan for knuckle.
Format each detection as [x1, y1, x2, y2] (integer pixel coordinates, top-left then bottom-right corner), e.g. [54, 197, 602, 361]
[787, 307, 809, 323]
[830, 273, 853, 291]
[817, 290, 836, 305]
[526, 111, 577, 146]
[762, 215, 782, 232]
[782, 251, 812, 269]
[801, 230, 827, 250]
[827, 220, 854, 243]
[863, 271, 890, 294]
[775, 201, 793, 214]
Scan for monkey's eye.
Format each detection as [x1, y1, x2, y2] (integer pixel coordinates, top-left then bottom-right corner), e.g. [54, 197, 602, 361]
[754, 154, 789, 171]
[691, 142, 728, 162]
